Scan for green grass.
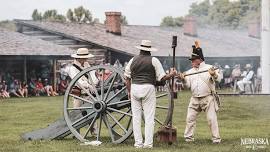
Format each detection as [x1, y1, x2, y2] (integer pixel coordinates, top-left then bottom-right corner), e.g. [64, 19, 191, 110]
[0, 92, 269, 152]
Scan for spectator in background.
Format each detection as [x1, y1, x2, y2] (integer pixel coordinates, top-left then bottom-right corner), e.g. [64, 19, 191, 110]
[237, 64, 254, 94]
[231, 64, 241, 88]
[58, 78, 68, 95]
[35, 78, 46, 96]
[21, 81, 28, 97]
[223, 65, 232, 88]
[43, 79, 58, 96]
[214, 63, 223, 89]
[29, 77, 38, 96]
[9, 79, 23, 97]
[60, 63, 69, 80]
[0, 80, 10, 98]
[231, 64, 241, 80]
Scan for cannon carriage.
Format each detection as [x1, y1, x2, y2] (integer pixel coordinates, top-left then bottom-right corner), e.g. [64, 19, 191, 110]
[22, 65, 174, 144]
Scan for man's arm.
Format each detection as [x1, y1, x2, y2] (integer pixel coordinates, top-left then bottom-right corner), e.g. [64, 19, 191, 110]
[124, 58, 134, 99]
[152, 57, 176, 82]
[125, 78, 131, 99]
[160, 70, 176, 81]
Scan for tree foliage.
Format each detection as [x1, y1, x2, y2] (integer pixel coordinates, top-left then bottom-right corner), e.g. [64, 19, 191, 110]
[32, 9, 42, 21]
[160, 0, 261, 28]
[67, 6, 92, 23]
[160, 16, 184, 27]
[32, 6, 95, 23]
[189, 0, 261, 28]
[120, 15, 128, 25]
[42, 9, 66, 22]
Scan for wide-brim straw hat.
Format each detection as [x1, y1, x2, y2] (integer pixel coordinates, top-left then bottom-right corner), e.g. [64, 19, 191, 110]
[135, 40, 158, 52]
[71, 48, 94, 58]
[245, 64, 252, 69]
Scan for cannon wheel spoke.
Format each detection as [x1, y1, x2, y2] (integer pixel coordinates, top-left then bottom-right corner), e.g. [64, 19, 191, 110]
[107, 99, 130, 106]
[87, 72, 101, 101]
[154, 117, 164, 125]
[104, 73, 118, 101]
[67, 106, 93, 111]
[69, 93, 93, 105]
[100, 69, 105, 100]
[107, 107, 132, 117]
[83, 113, 98, 138]
[111, 108, 131, 128]
[156, 105, 168, 110]
[106, 111, 128, 134]
[106, 86, 127, 104]
[102, 113, 116, 142]
[71, 111, 95, 126]
[97, 114, 103, 141]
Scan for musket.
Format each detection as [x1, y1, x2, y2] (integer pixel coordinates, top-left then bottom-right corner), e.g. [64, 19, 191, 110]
[183, 67, 219, 77]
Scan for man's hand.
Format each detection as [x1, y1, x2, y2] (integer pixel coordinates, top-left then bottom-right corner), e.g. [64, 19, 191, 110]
[208, 67, 218, 78]
[169, 68, 177, 77]
[178, 72, 185, 81]
[88, 84, 95, 94]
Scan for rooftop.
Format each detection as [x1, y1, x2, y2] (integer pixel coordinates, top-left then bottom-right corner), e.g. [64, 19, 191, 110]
[15, 20, 261, 57]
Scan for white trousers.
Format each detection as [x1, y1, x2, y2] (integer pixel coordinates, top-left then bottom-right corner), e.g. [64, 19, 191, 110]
[237, 79, 251, 91]
[184, 96, 221, 143]
[130, 84, 156, 148]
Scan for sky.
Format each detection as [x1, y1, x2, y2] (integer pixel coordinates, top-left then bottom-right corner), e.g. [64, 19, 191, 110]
[0, 0, 199, 25]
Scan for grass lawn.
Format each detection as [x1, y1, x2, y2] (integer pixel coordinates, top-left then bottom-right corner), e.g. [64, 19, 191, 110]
[0, 91, 269, 152]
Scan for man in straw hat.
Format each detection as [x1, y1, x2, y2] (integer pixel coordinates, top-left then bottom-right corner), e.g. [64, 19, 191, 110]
[67, 48, 99, 134]
[124, 40, 177, 148]
[177, 41, 222, 144]
[237, 64, 254, 94]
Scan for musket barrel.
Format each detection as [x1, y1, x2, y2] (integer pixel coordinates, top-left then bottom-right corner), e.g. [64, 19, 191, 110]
[184, 67, 218, 77]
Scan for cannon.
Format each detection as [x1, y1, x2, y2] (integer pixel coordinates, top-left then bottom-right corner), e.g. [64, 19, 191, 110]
[22, 65, 174, 144]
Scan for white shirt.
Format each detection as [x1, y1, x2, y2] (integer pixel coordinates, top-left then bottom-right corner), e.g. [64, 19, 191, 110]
[124, 57, 166, 82]
[184, 62, 221, 97]
[67, 60, 99, 89]
[241, 70, 254, 81]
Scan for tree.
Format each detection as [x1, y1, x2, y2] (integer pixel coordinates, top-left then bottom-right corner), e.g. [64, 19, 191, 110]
[188, 0, 261, 28]
[174, 16, 184, 27]
[66, 6, 93, 23]
[41, 9, 66, 22]
[32, 9, 42, 21]
[43, 9, 57, 20]
[66, 9, 75, 22]
[120, 15, 128, 25]
[160, 16, 184, 27]
[72, 6, 92, 23]
[160, 16, 175, 27]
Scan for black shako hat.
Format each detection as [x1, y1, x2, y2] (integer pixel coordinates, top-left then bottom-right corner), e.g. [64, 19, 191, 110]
[189, 41, 205, 61]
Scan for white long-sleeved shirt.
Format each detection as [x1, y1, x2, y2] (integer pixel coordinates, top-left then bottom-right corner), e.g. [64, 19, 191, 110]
[124, 57, 166, 82]
[241, 70, 254, 81]
[184, 62, 221, 97]
[67, 60, 99, 89]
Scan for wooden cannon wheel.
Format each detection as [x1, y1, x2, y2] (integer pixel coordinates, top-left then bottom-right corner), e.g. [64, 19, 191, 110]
[63, 65, 173, 143]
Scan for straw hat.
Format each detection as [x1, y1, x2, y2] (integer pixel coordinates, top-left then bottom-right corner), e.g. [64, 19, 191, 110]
[245, 64, 252, 69]
[71, 48, 94, 58]
[135, 40, 157, 52]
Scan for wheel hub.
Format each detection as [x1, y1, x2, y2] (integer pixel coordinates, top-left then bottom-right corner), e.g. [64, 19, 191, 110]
[93, 101, 106, 113]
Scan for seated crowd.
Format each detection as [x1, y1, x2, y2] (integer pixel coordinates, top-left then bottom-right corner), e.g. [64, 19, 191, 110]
[0, 76, 67, 99]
